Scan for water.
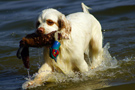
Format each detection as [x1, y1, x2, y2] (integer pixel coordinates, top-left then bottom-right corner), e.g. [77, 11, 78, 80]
[0, 0, 135, 90]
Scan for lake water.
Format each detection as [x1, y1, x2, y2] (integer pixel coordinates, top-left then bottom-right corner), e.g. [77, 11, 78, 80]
[0, 0, 135, 90]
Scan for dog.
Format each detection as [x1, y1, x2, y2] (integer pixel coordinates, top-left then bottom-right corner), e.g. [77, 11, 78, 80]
[23, 3, 103, 89]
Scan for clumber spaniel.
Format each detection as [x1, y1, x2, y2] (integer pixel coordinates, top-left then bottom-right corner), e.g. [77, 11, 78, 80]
[23, 3, 103, 89]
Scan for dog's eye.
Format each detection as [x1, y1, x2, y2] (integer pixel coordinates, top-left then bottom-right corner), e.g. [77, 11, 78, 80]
[46, 19, 54, 26]
[36, 21, 40, 28]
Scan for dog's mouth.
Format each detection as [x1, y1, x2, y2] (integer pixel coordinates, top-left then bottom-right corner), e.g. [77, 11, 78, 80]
[16, 31, 56, 69]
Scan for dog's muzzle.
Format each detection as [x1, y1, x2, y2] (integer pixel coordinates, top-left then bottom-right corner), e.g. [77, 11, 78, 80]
[36, 27, 45, 35]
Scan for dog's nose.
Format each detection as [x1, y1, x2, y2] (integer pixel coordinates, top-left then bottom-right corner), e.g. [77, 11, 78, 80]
[37, 27, 45, 34]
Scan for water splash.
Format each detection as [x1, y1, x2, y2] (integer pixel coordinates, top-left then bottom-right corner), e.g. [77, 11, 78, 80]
[35, 43, 118, 82]
[27, 69, 31, 80]
[24, 69, 32, 81]
[23, 43, 135, 89]
[25, 43, 118, 81]
[101, 42, 118, 69]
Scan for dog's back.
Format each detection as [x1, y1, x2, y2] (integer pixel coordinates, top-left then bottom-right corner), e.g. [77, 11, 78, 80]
[57, 3, 102, 74]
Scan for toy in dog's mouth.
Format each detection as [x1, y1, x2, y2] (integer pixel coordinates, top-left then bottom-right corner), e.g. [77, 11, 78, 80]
[16, 31, 57, 69]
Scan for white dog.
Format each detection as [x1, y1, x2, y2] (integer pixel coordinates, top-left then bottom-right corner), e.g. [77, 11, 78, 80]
[23, 3, 103, 89]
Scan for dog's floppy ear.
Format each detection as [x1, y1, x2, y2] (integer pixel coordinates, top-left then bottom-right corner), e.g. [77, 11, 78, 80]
[58, 15, 71, 39]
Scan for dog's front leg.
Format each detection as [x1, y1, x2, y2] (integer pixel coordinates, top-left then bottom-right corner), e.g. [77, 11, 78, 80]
[22, 63, 52, 89]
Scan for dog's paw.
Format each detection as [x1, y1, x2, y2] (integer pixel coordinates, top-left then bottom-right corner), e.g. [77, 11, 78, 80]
[22, 80, 41, 89]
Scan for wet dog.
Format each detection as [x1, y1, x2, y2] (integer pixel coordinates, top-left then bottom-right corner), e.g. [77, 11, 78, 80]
[23, 3, 103, 89]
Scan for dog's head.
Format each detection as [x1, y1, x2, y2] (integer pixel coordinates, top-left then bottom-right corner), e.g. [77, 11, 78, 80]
[36, 8, 71, 39]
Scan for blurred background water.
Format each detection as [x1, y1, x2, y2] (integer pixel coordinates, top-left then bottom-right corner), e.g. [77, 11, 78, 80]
[0, 0, 135, 90]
